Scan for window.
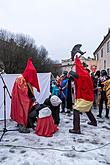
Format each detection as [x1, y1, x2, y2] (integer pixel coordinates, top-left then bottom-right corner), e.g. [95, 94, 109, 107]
[104, 60, 106, 69]
[107, 41, 110, 53]
[97, 53, 99, 60]
[107, 68, 110, 76]
[101, 48, 103, 57]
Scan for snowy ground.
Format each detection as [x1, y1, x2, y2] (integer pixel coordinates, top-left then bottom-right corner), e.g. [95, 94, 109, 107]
[0, 108, 110, 165]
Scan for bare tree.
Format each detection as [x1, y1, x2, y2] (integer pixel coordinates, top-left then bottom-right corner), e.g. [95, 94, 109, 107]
[0, 29, 61, 75]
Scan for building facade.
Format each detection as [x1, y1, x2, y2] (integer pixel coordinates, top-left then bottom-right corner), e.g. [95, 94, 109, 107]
[61, 58, 73, 72]
[94, 29, 110, 75]
[61, 56, 97, 73]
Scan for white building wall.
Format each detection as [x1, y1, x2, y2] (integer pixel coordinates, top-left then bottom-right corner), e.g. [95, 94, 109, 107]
[61, 57, 97, 73]
[96, 38, 110, 72]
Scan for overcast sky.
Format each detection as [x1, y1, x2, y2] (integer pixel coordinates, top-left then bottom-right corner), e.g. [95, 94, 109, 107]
[0, 0, 110, 61]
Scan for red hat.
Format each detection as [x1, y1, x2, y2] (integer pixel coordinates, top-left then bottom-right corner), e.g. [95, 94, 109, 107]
[22, 57, 40, 92]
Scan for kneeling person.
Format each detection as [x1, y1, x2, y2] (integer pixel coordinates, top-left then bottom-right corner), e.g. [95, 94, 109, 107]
[35, 106, 58, 137]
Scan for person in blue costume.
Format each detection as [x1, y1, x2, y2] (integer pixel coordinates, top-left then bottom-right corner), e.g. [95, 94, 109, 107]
[60, 71, 68, 113]
[51, 80, 60, 96]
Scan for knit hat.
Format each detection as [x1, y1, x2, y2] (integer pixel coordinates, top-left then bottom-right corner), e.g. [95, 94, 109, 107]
[50, 95, 62, 106]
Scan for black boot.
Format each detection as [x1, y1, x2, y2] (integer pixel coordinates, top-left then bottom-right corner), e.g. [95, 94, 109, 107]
[69, 109, 81, 134]
[19, 124, 30, 133]
[97, 114, 102, 118]
[97, 93, 103, 118]
[105, 107, 109, 119]
[105, 115, 109, 119]
[87, 121, 97, 126]
[86, 111, 97, 126]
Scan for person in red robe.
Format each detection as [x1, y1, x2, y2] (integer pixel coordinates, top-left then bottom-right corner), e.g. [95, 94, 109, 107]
[35, 106, 58, 137]
[69, 55, 97, 134]
[35, 96, 61, 137]
[10, 58, 40, 133]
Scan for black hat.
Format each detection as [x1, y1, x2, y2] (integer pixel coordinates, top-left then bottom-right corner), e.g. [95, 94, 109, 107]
[101, 70, 107, 76]
[95, 70, 100, 77]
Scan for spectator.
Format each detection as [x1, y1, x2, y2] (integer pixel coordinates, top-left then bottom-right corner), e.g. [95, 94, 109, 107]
[97, 70, 109, 118]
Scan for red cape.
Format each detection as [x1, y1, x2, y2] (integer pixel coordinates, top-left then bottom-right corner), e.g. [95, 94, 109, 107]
[35, 116, 58, 137]
[74, 56, 94, 101]
[10, 75, 33, 127]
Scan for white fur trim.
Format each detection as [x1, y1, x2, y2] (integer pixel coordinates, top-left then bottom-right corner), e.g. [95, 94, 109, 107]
[39, 107, 52, 118]
[50, 95, 62, 106]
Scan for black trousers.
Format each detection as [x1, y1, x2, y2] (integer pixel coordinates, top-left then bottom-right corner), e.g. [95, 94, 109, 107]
[28, 104, 46, 129]
[86, 111, 97, 124]
[61, 97, 66, 112]
[73, 110, 97, 130]
[73, 109, 80, 131]
[50, 105, 60, 125]
[67, 79, 72, 111]
[98, 91, 109, 117]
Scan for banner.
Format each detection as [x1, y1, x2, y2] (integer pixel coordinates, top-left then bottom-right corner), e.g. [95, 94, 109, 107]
[0, 73, 51, 120]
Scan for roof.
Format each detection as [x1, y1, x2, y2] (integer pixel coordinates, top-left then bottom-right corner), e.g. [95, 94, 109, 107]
[61, 58, 72, 62]
[93, 29, 110, 55]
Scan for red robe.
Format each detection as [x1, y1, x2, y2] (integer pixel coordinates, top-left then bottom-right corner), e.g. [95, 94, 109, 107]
[11, 75, 33, 127]
[36, 116, 58, 137]
[11, 58, 40, 126]
[74, 56, 94, 112]
[35, 107, 58, 137]
[75, 55, 94, 101]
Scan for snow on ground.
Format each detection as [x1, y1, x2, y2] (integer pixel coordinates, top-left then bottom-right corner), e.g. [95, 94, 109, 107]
[0, 108, 110, 165]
